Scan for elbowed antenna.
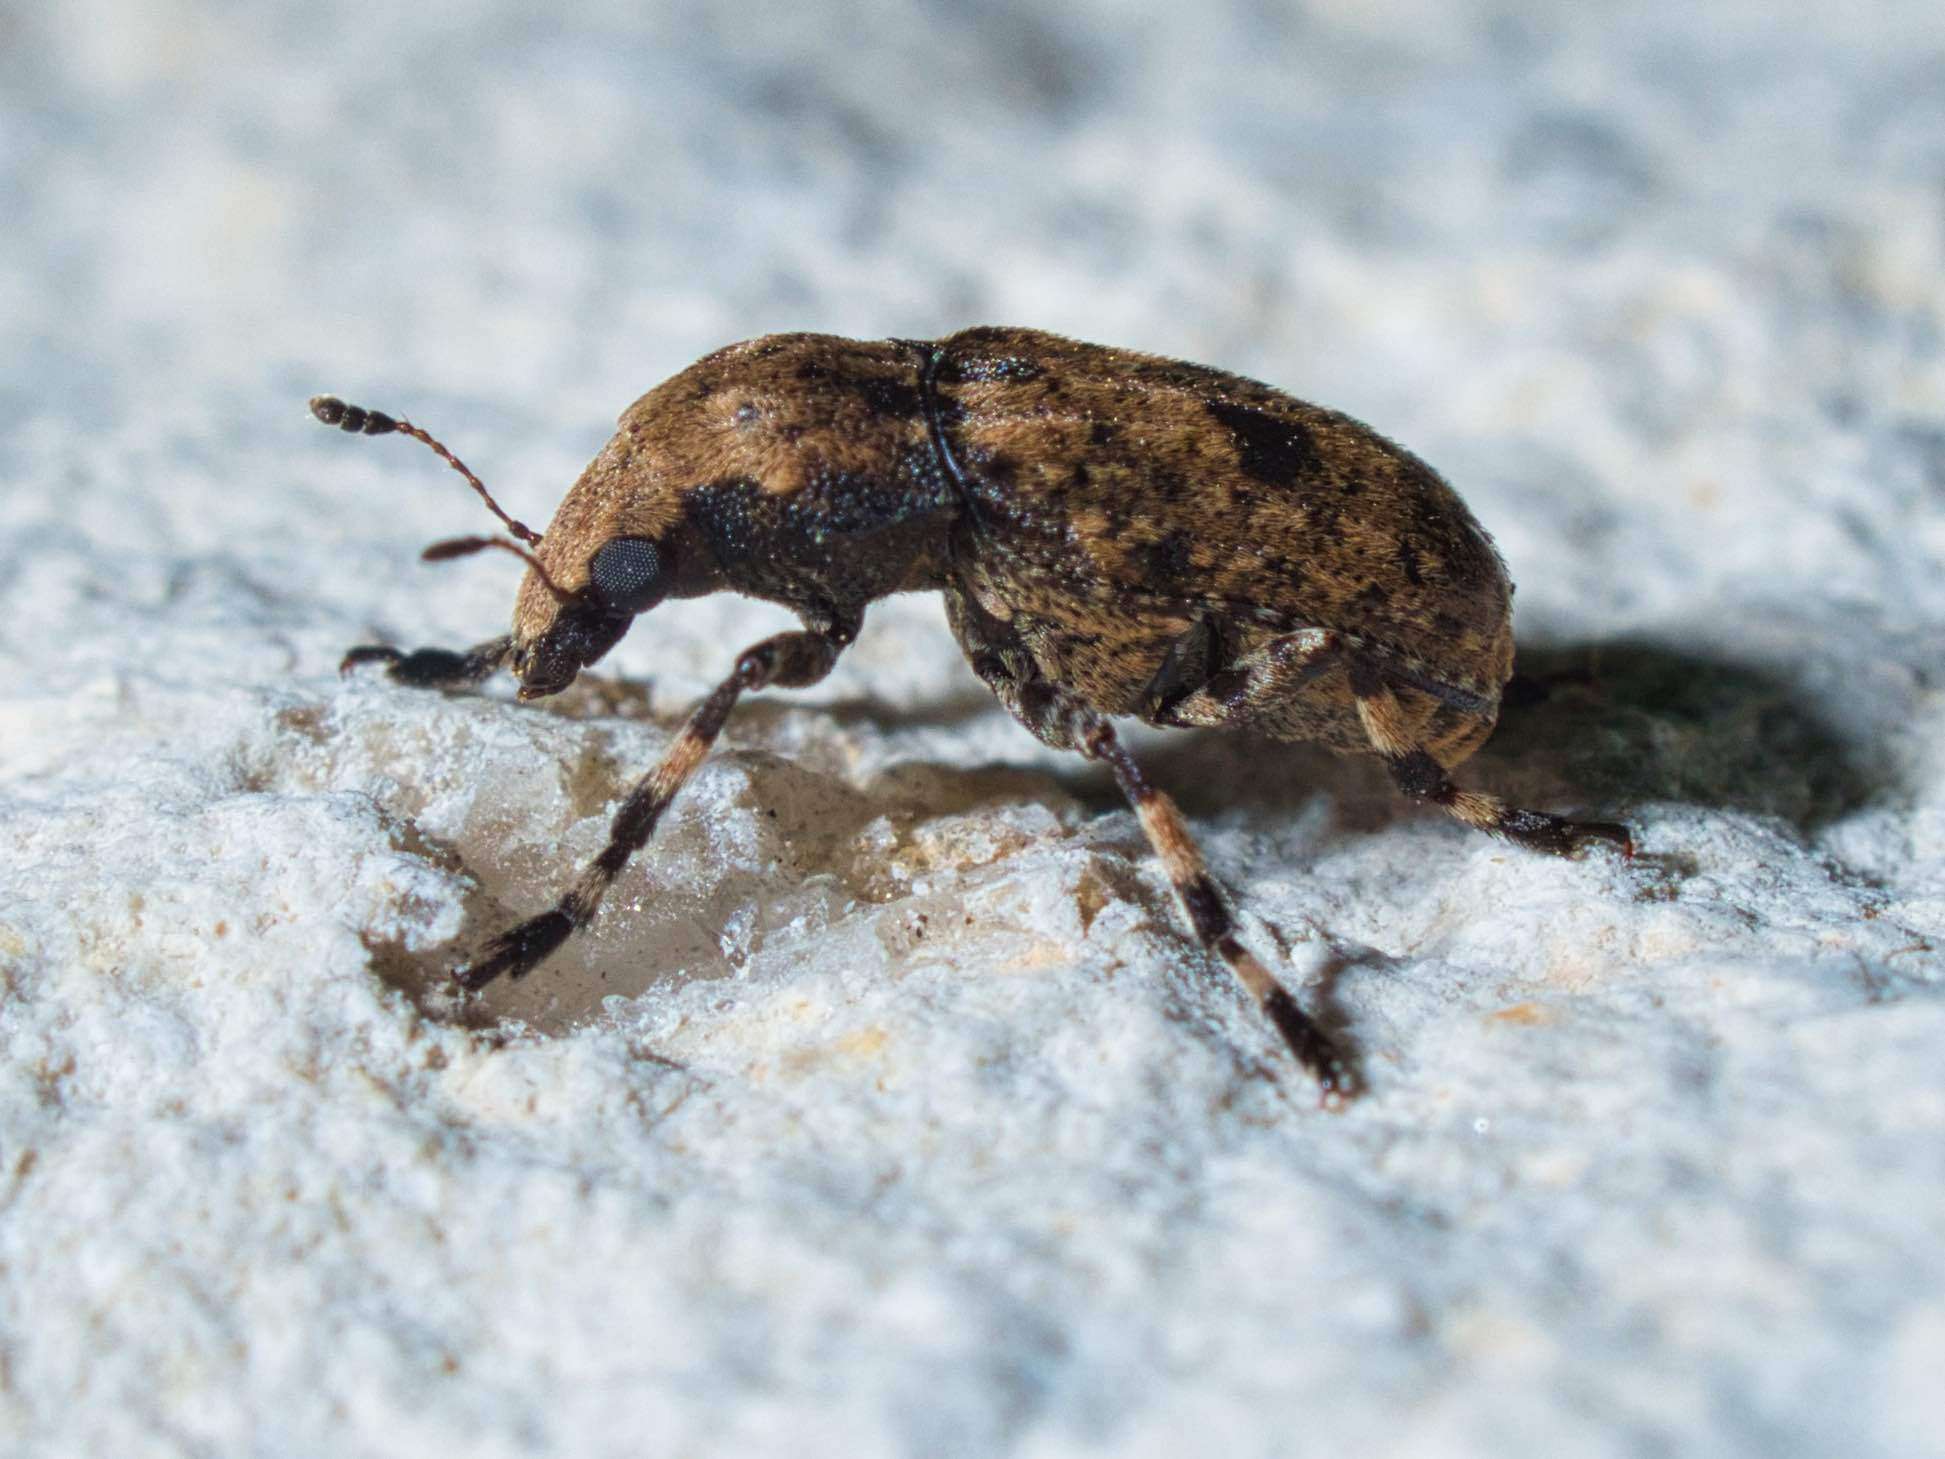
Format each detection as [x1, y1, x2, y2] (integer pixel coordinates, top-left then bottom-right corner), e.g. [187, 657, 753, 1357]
[421, 535, 573, 603]
[308, 395, 543, 546]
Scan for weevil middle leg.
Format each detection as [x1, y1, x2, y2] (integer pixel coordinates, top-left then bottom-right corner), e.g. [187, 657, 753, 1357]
[1067, 696, 1358, 1104]
[947, 591, 1356, 1102]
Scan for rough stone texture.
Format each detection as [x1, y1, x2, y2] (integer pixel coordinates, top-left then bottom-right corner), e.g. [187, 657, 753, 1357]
[2, 3, 1942, 1456]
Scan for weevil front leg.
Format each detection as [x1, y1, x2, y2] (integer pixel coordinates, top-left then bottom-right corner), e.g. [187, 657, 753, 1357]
[454, 612, 860, 990]
[341, 635, 513, 689]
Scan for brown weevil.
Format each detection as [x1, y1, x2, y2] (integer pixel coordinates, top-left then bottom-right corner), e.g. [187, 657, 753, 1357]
[311, 327, 1632, 1104]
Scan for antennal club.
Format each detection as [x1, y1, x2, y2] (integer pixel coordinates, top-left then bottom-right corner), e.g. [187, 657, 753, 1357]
[309, 395, 543, 546]
[420, 535, 573, 603]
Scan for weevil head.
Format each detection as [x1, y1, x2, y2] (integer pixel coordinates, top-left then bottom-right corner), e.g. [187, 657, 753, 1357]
[508, 536, 667, 698]
[506, 411, 701, 700]
[505, 331, 931, 697]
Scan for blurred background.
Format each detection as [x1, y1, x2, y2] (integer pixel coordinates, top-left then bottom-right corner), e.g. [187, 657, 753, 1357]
[6, 0, 1942, 656]
[4, 3, 1945, 1456]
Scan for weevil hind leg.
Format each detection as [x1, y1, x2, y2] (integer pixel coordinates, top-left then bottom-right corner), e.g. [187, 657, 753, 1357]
[1349, 660, 1633, 857]
[1071, 699, 1357, 1103]
[341, 635, 512, 689]
[454, 617, 858, 990]
[947, 590, 1355, 1103]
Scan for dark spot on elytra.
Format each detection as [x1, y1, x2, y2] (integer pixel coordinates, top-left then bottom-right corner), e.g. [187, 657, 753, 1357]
[1206, 399, 1322, 488]
[855, 376, 924, 418]
[1263, 555, 1305, 593]
[1148, 468, 1191, 504]
[1139, 530, 1197, 589]
[972, 450, 1020, 488]
[1304, 496, 1345, 540]
[1089, 421, 1117, 447]
[1398, 539, 1423, 586]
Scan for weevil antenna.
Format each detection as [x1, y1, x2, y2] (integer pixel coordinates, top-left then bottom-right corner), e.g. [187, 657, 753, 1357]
[421, 535, 573, 603]
[309, 395, 544, 546]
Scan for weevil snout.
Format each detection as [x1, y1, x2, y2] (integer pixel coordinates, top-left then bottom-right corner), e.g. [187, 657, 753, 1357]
[507, 534, 676, 699]
[509, 603, 631, 700]
[507, 641, 553, 700]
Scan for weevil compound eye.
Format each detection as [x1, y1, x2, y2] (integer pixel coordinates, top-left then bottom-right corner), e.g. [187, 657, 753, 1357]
[588, 536, 666, 615]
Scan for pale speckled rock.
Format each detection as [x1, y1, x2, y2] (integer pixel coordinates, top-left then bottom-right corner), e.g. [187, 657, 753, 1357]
[2, 3, 1943, 1457]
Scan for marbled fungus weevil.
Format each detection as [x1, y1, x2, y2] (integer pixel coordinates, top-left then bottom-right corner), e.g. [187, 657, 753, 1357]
[311, 326, 1632, 1104]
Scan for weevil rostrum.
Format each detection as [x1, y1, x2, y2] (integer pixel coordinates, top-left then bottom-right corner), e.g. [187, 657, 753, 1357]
[311, 326, 1632, 1104]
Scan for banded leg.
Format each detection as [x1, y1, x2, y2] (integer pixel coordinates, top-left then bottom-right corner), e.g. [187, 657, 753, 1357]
[342, 635, 512, 689]
[1350, 662, 1633, 857]
[1029, 684, 1356, 1103]
[944, 587, 1353, 1100]
[454, 620, 856, 990]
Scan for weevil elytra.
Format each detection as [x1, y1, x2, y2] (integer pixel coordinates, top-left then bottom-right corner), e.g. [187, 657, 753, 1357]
[312, 327, 1632, 1104]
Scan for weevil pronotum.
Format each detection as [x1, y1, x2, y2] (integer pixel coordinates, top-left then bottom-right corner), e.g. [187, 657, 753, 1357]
[312, 327, 1632, 1104]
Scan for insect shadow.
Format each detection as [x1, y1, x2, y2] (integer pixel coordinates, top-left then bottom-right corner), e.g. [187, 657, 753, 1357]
[1502, 638, 1885, 838]
[1111, 636, 1883, 844]
[360, 634, 1879, 1058]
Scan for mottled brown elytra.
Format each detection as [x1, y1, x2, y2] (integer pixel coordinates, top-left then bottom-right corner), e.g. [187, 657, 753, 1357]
[312, 327, 1632, 1105]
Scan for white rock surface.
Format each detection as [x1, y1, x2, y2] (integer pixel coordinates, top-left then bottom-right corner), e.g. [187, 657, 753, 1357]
[2, 2, 1943, 1455]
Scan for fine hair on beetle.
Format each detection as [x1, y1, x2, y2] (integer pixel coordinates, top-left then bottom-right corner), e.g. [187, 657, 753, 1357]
[312, 328, 1634, 1107]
